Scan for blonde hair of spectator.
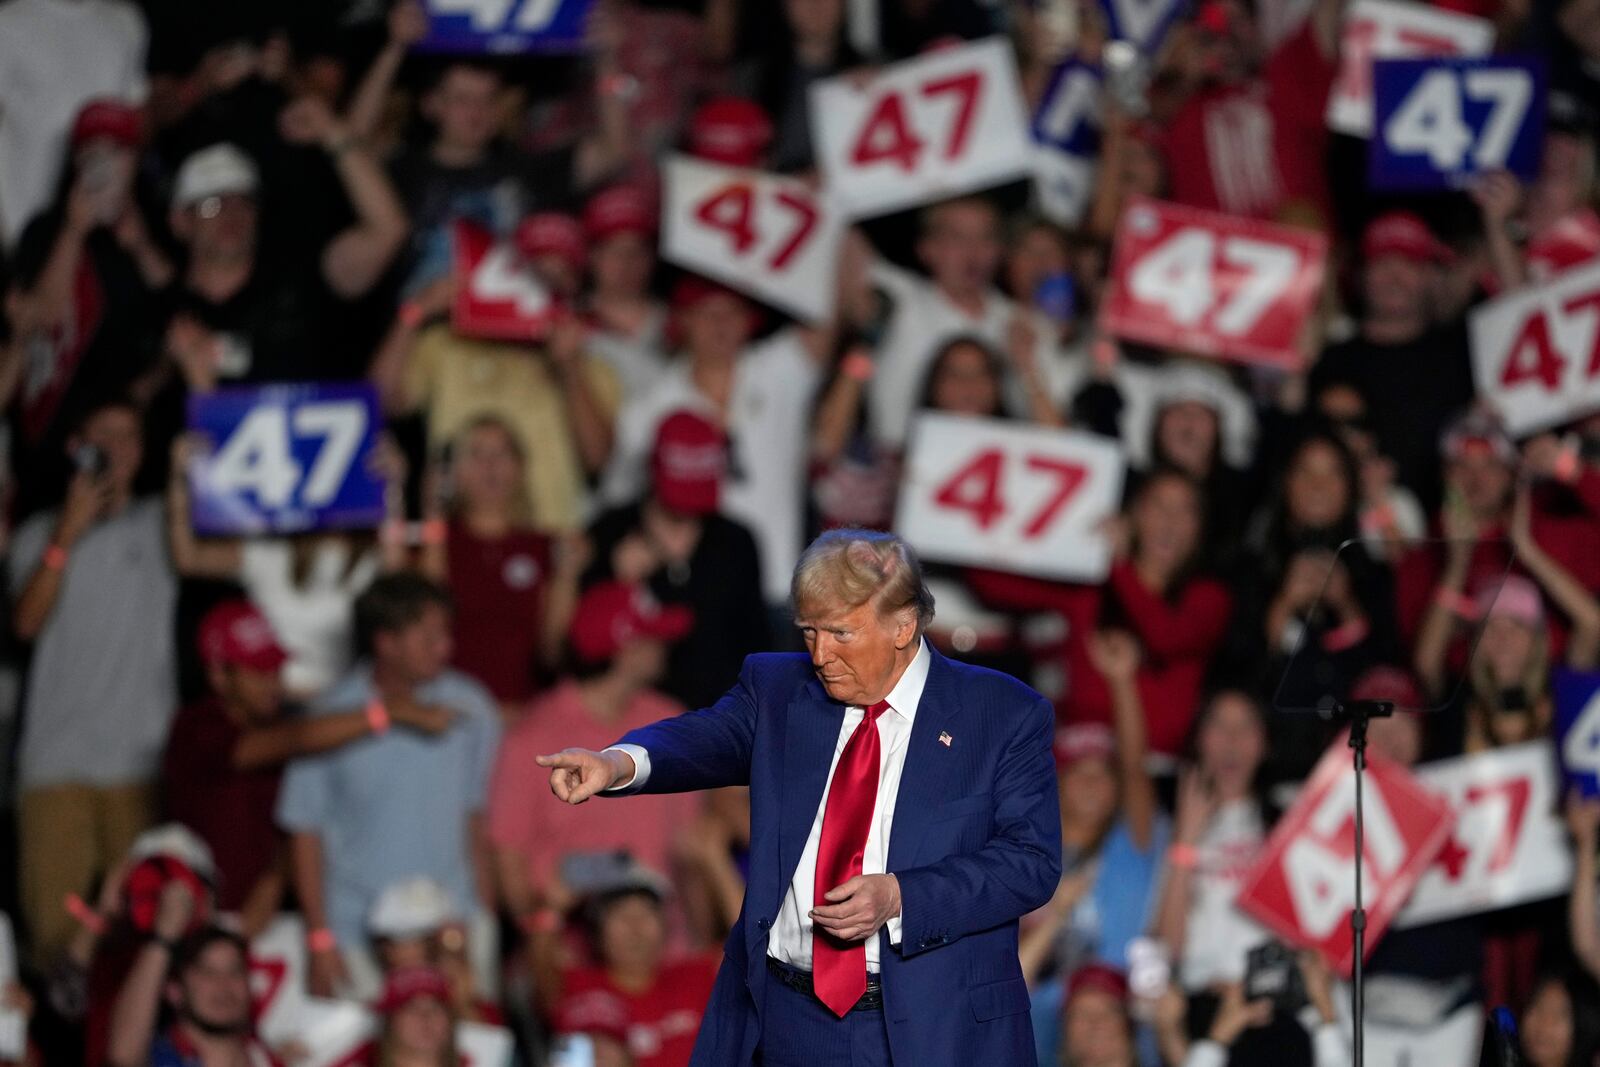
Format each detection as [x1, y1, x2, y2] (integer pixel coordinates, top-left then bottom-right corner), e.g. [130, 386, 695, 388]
[790, 529, 935, 635]
[448, 413, 536, 528]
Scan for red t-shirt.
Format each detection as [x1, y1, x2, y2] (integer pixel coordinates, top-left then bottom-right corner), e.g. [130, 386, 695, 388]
[556, 957, 720, 1067]
[160, 697, 283, 911]
[446, 520, 553, 702]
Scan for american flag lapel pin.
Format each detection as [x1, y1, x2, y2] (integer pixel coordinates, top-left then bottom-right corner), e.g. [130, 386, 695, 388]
[938, 731, 952, 747]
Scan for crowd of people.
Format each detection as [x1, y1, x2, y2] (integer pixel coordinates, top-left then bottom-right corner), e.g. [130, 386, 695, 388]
[0, 0, 1599, 1063]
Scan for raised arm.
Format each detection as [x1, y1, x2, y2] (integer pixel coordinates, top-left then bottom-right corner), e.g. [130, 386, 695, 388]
[892, 697, 1062, 957]
[346, 1, 428, 142]
[1089, 629, 1157, 848]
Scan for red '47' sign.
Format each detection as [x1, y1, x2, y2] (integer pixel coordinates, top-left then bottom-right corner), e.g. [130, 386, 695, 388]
[1100, 198, 1328, 371]
[895, 413, 1126, 582]
[1235, 736, 1454, 976]
[1470, 258, 1600, 436]
[809, 37, 1034, 219]
[661, 155, 844, 322]
[451, 220, 557, 342]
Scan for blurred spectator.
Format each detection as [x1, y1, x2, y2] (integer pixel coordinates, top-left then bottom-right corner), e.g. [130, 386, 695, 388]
[545, 858, 718, 1067]
[1153, 690, 1274, 991]
[600, 278, 825, 615]
[368, 877, 499, 1025]
[276, 573, 501, 1000]
[0, 0, 147, 250]
[584, 410, 770, 708]
[1312, 379, 1426, 562]
[161, 600, 450, 927]
[581, 183, 670, 406]
[366, 966, 462, 1067]
[1517, 968, 1600, 1067]
[370, 287, 620, 533]
[1048, 963, 1137, 1067]
[1166, 953, 1347, 1067]
[488, 581, 696, 931]
[416, 416, 569, 707]
[10, 398, 174, 968]
[105, 921, 268, 1067]
[1478, 125, 1600, 293]
[1311, 213, 1474, 512]
[3, 99, 172, 517]
[729, 0, 861, 173]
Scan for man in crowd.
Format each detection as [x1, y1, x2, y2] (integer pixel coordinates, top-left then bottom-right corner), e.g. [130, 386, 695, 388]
[276, 573, 501, 1000]
[9, 397, 174, 968]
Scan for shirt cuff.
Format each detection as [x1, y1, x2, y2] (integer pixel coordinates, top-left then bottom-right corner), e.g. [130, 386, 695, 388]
[886, 913, 902, 947]
[602, 744, 650, 791]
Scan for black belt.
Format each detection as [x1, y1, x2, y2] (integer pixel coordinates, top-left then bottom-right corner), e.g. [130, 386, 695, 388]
[766, 956, 883, 1012]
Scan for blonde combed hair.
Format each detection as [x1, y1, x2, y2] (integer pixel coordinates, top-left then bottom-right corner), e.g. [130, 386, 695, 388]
[790, 529, 935, 634]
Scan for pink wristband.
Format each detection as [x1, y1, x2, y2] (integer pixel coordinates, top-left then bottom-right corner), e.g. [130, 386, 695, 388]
[65, 893, 107, 936]
[307, 927, 338, 953]
[43, 543, 68, 571]
[1168, 843, 1199, 870]
[365, 701, 391, 735]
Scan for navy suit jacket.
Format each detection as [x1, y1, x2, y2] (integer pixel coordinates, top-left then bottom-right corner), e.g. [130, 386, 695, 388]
[610, 647, 1061, 1066]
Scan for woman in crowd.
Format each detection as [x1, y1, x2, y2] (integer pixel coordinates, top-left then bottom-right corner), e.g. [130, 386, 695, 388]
[1517, 968, 1600, 1067]
[368, 967, 462, 1067]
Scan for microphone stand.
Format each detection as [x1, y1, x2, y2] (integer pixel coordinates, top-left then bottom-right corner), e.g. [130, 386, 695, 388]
[1319, 697, 1394, 1067]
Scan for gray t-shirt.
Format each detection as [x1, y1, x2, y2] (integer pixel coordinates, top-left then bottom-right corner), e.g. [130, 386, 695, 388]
[275, 666, 501, 947]
[9, 497, 176, 789]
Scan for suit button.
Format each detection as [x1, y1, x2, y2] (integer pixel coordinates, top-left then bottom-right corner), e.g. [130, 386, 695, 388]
[757, 918, 772, 930]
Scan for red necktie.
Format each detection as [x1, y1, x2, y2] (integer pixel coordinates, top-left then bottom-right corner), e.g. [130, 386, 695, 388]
[812, 698, 891, 1017]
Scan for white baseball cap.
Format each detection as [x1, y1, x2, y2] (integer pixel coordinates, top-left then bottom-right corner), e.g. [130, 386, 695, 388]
[367, 876, 459, 940]
[127, 823, 218, 884]
[172, 143, 259, 209]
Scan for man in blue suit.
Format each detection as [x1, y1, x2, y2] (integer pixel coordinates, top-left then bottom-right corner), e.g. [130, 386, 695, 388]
[538, 529, 1061, 1066]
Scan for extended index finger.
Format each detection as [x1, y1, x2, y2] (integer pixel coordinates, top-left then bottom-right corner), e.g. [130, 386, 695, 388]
[535, 751, 583, 768]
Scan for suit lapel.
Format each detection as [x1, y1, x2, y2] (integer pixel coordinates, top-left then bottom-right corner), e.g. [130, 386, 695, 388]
[886, 648, 963, 872]
[778, 678, 846, 891]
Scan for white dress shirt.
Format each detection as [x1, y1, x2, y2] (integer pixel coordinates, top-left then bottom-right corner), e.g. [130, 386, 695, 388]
[609, 640, 931, 973]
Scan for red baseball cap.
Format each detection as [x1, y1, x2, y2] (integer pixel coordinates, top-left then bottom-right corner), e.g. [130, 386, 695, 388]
[198, 600, 288, 672]
[651, 410, 727, 515]
[376, 966, 452, 1015]
[71, 98, 142, 149]
[570, 582, 695, 663]
[670, 275, 748, 313]
[1066, 963, 1130, 1004]
[1349, 665, 1424, 710]
[515, 212, 586, 273]
[583, 184, 655, 243]
[687, 97, 773, 168]
[1054, 722, 1116, 770]
[1362, 211, 1453, 264]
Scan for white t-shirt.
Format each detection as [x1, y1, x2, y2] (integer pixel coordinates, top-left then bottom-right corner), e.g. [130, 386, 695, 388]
[866, 261, 1075, 447]
[0, 0, 147, 249]
[1178, 798, 1274, 989]
[600, 328, 821, 604]
[585, 306, 671, 406]
[239, 538, 380, 700]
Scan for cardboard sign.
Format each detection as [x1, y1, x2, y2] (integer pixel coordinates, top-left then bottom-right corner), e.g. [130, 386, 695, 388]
[1468, 257, 1600, 436]
[451, 220, 557, 341]
[1235, 738, 1454, 975]
[418, 0, 591, 54]
[810, 37, 1034, 219]
[186, 383, 384, 536]
[1326, 0, 1494, 137]
[1031, 59, 1102, 227]
[1097, 0, 1184, 54]
[896, 415, 1126, 582]
[1100, 197, 1328, 371]
[661, 155, 844, 322]
[1554, 670, 1600, 799]
[1395, 741, 1573, 928]
[1370, 56, 1546, 190]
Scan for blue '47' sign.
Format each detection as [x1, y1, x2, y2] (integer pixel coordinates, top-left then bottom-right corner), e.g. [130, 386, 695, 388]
[1031, 59, 1102, 227]
[419, 0, 592, 54]
[1555, 669, 1600, 799]
[186, 383, 385, 536]
[1370, 55, 1545, 190]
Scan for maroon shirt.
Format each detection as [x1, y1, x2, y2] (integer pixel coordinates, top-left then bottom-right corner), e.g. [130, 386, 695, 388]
[446, 519, 553, 702]
[160, 697, 283, 910]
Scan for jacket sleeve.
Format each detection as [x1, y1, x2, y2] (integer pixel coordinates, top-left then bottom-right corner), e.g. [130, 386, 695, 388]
[606, 656, 764, 795]
[892, 696, 1062, 957]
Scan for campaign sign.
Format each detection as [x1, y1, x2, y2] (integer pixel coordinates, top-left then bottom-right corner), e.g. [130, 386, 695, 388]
[1098, 0, 1184, 55]
[1100, 197, 1328, 371]
[1468, 257, 1600, 436]
[187, 384, 384, 537]
[1031, 59, 1102, 227]
[1555, 669, 1600, 799]
[1395, 741, 1573, 927]
[1326, 0, 1494, 137]
[452, 220, 558, 341]
[810, 37, 1034, 219]
[1235, 737, 1454, 975]
[418, 0, 591, 54]
[896, 415, 1126, 582]
[1371, 56, 1546, 190]
[662, 155, 844, 322]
